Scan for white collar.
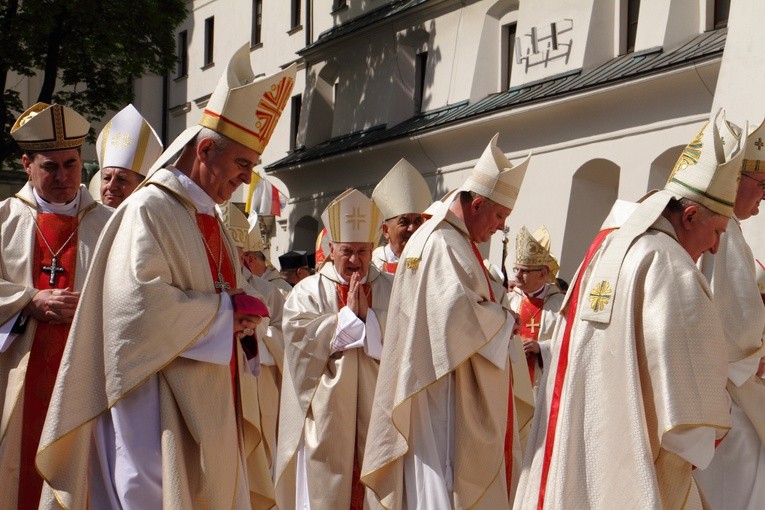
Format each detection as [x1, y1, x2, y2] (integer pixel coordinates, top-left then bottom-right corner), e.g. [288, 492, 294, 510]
[384, 243, 399, 263]
[523, 285, 547, 299]
[169, 166, 217, 216]
[33, 187, 80, 216]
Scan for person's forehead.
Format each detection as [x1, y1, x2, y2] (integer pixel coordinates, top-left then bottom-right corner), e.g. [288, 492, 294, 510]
[102, 166, 138, 177]
[222, 139, 261, 161]
[333, 242, 372, 251]
[33, 149, 80, 163]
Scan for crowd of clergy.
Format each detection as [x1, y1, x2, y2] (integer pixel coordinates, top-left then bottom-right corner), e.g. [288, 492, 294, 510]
[1, 43, 764, 510]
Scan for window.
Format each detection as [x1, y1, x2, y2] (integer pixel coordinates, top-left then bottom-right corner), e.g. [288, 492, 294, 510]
[252, 0, 262, 46]
[291, 0, 301, 29]
[333, 0, 347, 11]
[204, 17, 215, 66]
[290, 94, 302, 150]
[502, 23, 517, 90]
[414, 51, 428, 113]
[714, 0, 730, 29]
[626, 0, 640, 53]
[177, 30, 188, 78]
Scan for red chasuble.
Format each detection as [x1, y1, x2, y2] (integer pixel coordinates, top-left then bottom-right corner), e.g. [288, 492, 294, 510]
[519, 295, 545, 386]
[335, 280, 373, 510]
[536, 228, 613, 509]
[18, 214, 78, 509]
[196, 215, 238, 406]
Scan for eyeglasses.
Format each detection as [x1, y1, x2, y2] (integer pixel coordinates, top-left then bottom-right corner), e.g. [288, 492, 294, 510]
[743, 172, 765, 192]
[513, 267, 544, 275]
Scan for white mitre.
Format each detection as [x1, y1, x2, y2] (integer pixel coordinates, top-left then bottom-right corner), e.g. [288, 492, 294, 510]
[459, 133, 530, 210]
[742, 118, 765, 173]
[321, 189, 382, 244]
[371, 158, 432, 220]
[147, 43, 296, 175]
[97, 104, 163, 176]
[580, 110, 744, 324]
[11, 102, 90, 151]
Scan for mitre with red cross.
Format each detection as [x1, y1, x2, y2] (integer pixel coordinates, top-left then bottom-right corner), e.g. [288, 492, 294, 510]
[321, 189, 382, 244]
[147, 43, 296, 175]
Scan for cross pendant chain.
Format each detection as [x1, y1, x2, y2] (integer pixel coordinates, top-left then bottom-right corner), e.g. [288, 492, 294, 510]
[214, 271, 231, 291]
[42, 256, 65, 286]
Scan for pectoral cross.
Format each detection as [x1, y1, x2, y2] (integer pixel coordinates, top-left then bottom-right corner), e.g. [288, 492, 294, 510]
[214, 272, 230, 291]
[42, 257, 65, 286]
[526, 316, 540, 335]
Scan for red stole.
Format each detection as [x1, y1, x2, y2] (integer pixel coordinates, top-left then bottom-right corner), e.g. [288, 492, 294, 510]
[536, 228, 613, 509]
[335, 278, 372, 510]
[519, 294, 545, 386]
[196, 215, 237, 404]
[469, 243, 517, 499]
[18, 213, 78, 509]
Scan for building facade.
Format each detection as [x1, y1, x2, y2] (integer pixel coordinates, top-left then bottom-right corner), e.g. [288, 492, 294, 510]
[10, 0, 763, 276]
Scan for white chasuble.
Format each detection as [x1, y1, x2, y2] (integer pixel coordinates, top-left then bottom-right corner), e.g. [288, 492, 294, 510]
[515, 223, 730, 510]
[361, 212, 516, 510]
[275, 262, 392, 510]
[0, 183, 110, 508]
[695, 218, 765, 509]
[36, 168, 273, 509]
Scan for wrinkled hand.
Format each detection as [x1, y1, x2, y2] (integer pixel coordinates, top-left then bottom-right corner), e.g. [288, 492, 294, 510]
[346, 272, 367, 322]
[523, 338, 541, 355]
[24, 288, 79, 324]
[226, 288, 263, 338]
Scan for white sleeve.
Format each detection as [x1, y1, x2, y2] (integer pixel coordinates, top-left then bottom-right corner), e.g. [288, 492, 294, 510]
[728, 355, 760, 387]
[257, 323, 276, 366]
[662, 426, 716, 469]
[330, 306, 366, 354]
[478, 310, 515, 369]
[180, 294, 233, 365]
[363, 309, 383, 361]
[0, 310, 20, 353]
[538, 339, 553, 371]
[99, 376, 163, 510]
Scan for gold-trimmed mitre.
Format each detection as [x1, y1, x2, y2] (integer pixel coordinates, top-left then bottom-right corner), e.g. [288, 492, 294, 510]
[11, 102, 90, 151]
[515, 225, 560, 278]
[742, 119, 765, 173]
[97, 104, 163, 176]
[665, 111, 744, 218]
[459, 133, 530, 210]
[321, 189, 382, 244]
[371, 158, 432, 220]
[220, 201, 249, 250]
[147, 43, 296, 175]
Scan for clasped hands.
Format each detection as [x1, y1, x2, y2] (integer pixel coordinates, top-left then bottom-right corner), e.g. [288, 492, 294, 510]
[346, 272, 368, 322]
[25, 288, 79, 324]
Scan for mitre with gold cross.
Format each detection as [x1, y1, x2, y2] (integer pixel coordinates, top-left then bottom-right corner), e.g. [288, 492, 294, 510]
[321, 188, 382, 244]
[97, 103, 163, 177]
[742, 118, 765, 173]
[515, 225, 559, 280]
[147, 43, 297, 176]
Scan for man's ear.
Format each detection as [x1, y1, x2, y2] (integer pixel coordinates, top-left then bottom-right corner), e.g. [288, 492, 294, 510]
[471, 195, 485, 213]
[196, 138, 215, 162]
[681, 203, 700, 229]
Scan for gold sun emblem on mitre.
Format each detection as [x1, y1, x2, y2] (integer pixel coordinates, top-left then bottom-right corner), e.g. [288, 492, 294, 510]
[667, 126, 704, 182]
[589, 280, 612, 312]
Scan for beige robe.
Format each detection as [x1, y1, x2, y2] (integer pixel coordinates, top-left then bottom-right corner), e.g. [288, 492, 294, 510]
[361, 211, 514, 510]
[515, 221, 731, 510]
[35, 169, 273, 509]
[694, 218, 765, 509]
[262, 267, 292, 299]
[244, 268, 285, 475]
[275, 262, 392, 509]
[0, 183, 111, 508]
